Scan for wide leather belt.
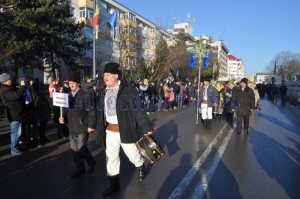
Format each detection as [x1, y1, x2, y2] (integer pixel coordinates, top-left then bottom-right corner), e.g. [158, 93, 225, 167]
[201, 100, 208, 104]
[106, 122, 119, 132]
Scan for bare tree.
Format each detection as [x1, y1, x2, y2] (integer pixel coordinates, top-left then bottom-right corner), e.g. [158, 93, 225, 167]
[266, 51, 300, 81]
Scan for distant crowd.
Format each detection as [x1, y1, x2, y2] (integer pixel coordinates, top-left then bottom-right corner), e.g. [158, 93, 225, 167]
[0, 72, 288, 155]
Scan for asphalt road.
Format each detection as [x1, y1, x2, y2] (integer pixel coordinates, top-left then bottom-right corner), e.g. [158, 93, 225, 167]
[0, 99, 299, 199]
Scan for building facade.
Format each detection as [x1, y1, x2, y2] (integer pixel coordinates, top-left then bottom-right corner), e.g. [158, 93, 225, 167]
[70, 0, 177, 77]
[228, 54, 244, 81]
[210, 40, 229, 80]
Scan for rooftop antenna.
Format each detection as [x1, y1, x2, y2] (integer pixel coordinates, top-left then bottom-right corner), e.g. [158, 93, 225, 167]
[186, 12, 191, 22]
[173, 16, 177, 27]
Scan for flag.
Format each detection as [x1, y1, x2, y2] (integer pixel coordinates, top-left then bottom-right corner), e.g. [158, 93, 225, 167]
[189, 51, 197, 68]
[274, 61, 277, 74]
[203, 51, 210, 68]
[92, 6, 100, 27]
[107, 10, 118, 38]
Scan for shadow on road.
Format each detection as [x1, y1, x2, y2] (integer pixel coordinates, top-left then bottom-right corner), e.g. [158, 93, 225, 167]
[250, 129, 300, 199]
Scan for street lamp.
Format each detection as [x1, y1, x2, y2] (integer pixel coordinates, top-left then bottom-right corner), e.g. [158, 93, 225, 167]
[193, 42, 209, 125]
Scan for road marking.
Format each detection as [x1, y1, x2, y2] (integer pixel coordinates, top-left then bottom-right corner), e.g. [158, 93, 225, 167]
[191, 128, 234, 199]
[168, 124, 229, 199]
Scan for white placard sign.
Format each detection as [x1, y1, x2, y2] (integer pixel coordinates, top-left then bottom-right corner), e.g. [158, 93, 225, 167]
[53, 92, 69, 108]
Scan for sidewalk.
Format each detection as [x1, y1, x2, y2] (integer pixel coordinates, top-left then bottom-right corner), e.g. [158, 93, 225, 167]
[0, 117, 55, 139]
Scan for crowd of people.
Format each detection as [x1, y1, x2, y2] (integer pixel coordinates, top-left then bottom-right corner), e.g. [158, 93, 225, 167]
[0, 63, 289, 196]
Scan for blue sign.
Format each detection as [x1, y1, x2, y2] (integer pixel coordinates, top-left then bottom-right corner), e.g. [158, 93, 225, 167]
[189, 52, 197, 68]
[203, 51, 210, 68]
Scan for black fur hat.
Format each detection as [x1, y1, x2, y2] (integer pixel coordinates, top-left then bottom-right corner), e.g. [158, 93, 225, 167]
[104, 62, 120, 74]
[68, 71, 81, 83]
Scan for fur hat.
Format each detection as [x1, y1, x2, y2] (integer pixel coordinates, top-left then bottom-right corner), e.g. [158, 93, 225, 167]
[0, 73, 11, 83]
[203, 77, 211, 82]
[68, 71, 81, 83]
[104, 62, 120, 74]
[240, 78, 248, 84]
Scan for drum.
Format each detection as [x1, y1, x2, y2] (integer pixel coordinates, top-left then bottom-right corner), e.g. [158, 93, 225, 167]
[136, 134, 165, 164]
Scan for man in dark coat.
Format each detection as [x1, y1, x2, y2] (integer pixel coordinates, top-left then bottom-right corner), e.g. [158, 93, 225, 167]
[96, 62, 152, 197]
[59, 72, 97, 179]
[0, 73, 26, 155]
[23, 76, 39, 147]
[231, 78, 255, 135]
[279, 82, 288, 105]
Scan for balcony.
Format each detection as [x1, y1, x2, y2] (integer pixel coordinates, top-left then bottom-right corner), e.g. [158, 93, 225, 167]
[78, 0, 93, 8]
[123, 49, 137, 57]
[149, 32, 160, 39]
[121, 19, 137, 28]
[121, 34, 137, 42]
[79, 17, 92, 27]
[149, 44, 156, 50]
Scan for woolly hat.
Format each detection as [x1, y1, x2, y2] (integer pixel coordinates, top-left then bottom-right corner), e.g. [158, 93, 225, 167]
[0, 73, 11, 83]
[68, 71, 81, 83]
[104, 62, 120, 74]
[240, 78, 248, 84]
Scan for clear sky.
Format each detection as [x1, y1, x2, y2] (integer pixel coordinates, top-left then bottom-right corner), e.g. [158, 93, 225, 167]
[116, 0, 300, 76]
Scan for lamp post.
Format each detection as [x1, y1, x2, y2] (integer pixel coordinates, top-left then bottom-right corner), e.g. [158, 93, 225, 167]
[193, 42, 209, 125]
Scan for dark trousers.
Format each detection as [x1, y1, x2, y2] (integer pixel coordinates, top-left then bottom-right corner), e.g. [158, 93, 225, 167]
[25, 119, 38, 141]
[70, 133, 95, 171]
[236, 114, 250, 133]
[39, 120, 48, 138]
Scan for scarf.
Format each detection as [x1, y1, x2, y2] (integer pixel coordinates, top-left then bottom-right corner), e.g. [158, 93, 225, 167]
[25, 84, 32, 104]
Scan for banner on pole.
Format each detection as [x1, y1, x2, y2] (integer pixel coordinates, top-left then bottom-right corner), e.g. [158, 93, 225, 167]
[203, 51, 210, 68]
[189, 51, 197, 68]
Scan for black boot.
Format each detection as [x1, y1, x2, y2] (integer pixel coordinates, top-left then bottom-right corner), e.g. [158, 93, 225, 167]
[138, 164, 145, 181]
[103, 175, 120, 197]
[71, 151, 85, 179]
[203, 119, 207, 128]
[79, 145, 96, 174]
[207, 119, 212, 129]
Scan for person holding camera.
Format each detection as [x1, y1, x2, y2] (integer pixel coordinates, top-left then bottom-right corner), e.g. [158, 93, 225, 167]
[0, 73, 26, 155]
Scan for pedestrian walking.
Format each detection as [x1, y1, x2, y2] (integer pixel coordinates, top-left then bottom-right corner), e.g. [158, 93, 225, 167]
[59, 72, 97, 179]
[96, 62, 152, 197]
[0, 73, 26, 155]
[198, 77, 219, 129]
[231, 78, 255, 135]
[279, 82, 288, 106]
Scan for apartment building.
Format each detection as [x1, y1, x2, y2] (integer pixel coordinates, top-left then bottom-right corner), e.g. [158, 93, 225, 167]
[70, 0, 176, 76]
[210, 40, 229, 80]
[228, 54, 244, 80]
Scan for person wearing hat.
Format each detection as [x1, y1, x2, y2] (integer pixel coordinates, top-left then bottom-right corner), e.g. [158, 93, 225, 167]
[59, 71, 97, 178]
[198, 77, 219, 129]
[96, 62, 152, 197]
[0, 73, 26, 155]
[231, 77, 255, 135]
[23, 76, 40, 148]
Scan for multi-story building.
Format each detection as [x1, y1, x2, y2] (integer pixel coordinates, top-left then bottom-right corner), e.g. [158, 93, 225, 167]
[168, 22, 195, 50]
[228, 54, 244, 80]
[70, 0, 177, 77]
[210, 40, 229, 81]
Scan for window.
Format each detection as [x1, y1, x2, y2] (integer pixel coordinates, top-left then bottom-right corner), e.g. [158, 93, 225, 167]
[105, 39, 113, 47]
[123, 12, 136, 22]
[79, 7, 85, 18]
[86, 8, 93, 19]
[105, 55, 112, 61]
[70, 7, 75, 16]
